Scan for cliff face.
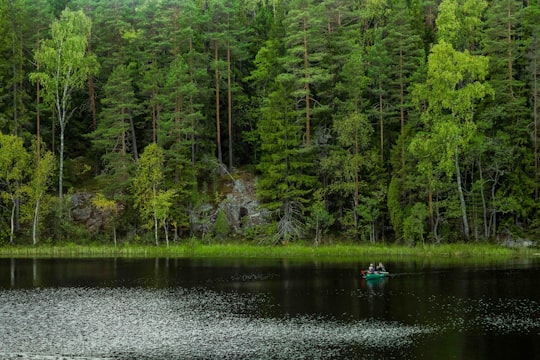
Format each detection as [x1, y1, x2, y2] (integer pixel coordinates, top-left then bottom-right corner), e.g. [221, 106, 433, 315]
[69, 172, 265, 237]
[70, 193, 119, 234]
[218, 175, 266, 232]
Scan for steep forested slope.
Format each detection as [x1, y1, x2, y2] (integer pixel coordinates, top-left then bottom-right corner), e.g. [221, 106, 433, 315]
[0, 0, 539, 245]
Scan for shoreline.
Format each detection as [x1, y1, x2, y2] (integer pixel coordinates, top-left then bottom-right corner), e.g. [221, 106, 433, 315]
[0, 242, 533, 260]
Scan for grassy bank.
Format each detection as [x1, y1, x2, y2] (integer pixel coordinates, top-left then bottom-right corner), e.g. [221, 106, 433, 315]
[0, 242, 534, 260]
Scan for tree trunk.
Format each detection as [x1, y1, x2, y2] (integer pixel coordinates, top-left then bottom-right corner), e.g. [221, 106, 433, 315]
[36, 78, 41, 158]
[379, 91, 384, 162]
[227, 40, 233, 170]
[314, 217, 319, 246]
[455, 151, 470, 238]
[59, 124, 65, 204]
[87, 28, 97, 130]
[303, 17, 311, 146]
[533, 56, 539, 200]
[10, 202, 15, 244]
[32, 197, 40, 246]
[121, 108, 126, 155]
[189, 38, 196, 166]
[353, 120, 359, 240]
[215, 40, 222, 165]
[507, 2, 514, 99]
[154, 212, 159, 246]
[428, 178, 434, 233]
[88, 75, 97, 129]
[399, 47, 405, 168]
[164, 220, 169, 247]
[478, 161, 489, 238]
[152, 87, 159, 143]
[129, 115, 138, 161]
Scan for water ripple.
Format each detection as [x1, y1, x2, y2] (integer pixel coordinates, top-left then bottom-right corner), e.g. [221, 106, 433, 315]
[0, 288, 430, 359]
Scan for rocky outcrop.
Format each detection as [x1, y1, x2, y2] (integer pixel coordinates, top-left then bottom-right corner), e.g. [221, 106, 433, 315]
[68, 173, 263, 236]
[500, 237, 535, 249]
[218, 175, 267, 232]
[70, 193, 117, 234]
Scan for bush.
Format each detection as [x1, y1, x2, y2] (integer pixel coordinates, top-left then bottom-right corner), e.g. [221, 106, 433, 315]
[214, 209, 230, 241]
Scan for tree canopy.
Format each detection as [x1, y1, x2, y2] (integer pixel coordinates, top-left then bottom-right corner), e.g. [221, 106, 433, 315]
[0, 0, 539, 246]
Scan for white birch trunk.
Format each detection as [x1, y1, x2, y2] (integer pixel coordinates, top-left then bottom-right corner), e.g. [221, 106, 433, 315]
[455, 151, 470, 238]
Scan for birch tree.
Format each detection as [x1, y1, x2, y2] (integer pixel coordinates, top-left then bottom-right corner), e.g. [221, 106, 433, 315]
[133, 143, 175, 245]
[412, 40, 492, 239]
[0, 133, 29, 244]
[26, 147, 55, 245]
[30, 8, 98, 205]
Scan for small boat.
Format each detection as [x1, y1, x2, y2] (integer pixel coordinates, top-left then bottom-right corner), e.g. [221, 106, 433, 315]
[361, 270, 389, 279]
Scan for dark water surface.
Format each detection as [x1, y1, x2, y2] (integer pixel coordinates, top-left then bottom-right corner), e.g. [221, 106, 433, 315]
[1, 257, 539, 359]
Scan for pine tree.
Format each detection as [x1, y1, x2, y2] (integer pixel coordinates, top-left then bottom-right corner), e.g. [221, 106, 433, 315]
[480, 0, 531, 230]
[280, 0, 331, 147]
[383, 1, 426, 168]
[366, 31, 392, 163]
[256, 84, 318, 243]
[481, 0, 528, 132]
[89, 64, 139, 194]
[0, 0, 32, 136]
[331, 111, 375, 241]
[172, 0, 211, 166]
[524, 4, 540, 199]
[160, 54, 198, 238]
[23, 0, 53, 157]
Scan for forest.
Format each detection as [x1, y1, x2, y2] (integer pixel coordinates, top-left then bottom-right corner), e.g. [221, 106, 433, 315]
[0, 0, 539, 246]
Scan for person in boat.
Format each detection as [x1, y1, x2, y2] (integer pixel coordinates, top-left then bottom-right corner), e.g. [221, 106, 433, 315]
[376, 262, 386, 273]
[368, 263, 375, 273]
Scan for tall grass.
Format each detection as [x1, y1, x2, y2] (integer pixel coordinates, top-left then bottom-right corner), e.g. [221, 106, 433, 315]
[0, 242, 532, 260]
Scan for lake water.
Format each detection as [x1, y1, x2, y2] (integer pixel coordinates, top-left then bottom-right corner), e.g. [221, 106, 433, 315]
[0, 256, 539, 359]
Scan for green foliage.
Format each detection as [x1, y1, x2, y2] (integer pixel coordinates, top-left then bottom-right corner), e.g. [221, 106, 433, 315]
[214, 209, 230, 241]
[306, 196, 334, 246]
[0, 133, 30, 243]
[387, 177, 404, 242]
[0, 242, 525, 260]
[91, 192, 119, 246]
[411, 26, 493, 240]
[0, 0, 538, 245]
[132, 143, 175, 245]
[256, 84, 318, 213]
[403, 202, 429, 246]
[29, 8, 98, 203]
[89, 64, 139, 192]
[22, 144, 56, 245]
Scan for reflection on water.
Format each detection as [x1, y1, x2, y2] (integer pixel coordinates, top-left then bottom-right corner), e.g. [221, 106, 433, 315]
[0, 287, 431, 359]
[0, 257, 539, 359]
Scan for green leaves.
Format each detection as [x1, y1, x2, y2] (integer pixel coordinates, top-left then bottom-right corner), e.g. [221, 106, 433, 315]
[414, 40, 492, 120]
[436, 0, 487, 50]
[31, 9, 98, 112]
[0, 133, 30, 243]
[30, 8, 98, 205]
[132, 143, 176, 245]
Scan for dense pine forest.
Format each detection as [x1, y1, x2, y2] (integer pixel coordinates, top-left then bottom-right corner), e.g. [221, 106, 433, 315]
[0, 0, 539, 246]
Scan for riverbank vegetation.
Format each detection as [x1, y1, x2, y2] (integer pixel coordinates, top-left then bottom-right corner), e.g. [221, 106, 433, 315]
[0, 242, 534, 261]
[1, 0, 540, 248]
